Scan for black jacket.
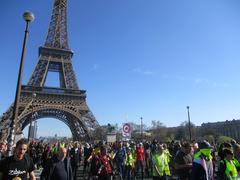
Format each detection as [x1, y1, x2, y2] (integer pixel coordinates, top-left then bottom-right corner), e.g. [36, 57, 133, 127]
[40, 155, 73, 180]
[69, 148, 81, 166]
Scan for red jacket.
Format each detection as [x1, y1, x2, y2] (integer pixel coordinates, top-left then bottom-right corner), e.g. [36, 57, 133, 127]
[99, 154, 113, 174]
[136, 147, 145, 161]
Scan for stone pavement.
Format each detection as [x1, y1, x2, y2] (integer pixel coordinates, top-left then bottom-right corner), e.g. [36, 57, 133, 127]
[34, 165, 179, 180]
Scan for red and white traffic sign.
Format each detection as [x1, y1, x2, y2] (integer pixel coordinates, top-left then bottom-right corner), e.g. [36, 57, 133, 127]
[123, 123, 131, 133]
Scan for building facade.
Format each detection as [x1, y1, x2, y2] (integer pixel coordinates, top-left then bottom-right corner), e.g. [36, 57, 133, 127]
[201, 119, 240, 140]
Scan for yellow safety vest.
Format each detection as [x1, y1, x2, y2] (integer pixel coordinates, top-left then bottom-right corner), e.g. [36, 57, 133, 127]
[152, 153, 170, 177]
[163, 149, 171, 163]
[233, 158, 240, 168]
[126, 153, 134, 167]
[132, 151, 137, 164]
[60, 143, 65, 148]
[51, 146, 58, 154]
[93, 147, 101, 155]
[224, 159, 238, 179]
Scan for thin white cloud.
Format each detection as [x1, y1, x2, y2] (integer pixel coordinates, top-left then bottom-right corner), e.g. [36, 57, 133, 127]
[212, 82, 229, 87]
[143, 71, 155, 75]
[92, 64, 99, 70]
[131, 68, 141, 73]
[162, 74, 229, 87]
[194, 77, 229, 87]
[175, 75, 186, 81]
[161, 74, 187, 81]
[162, 74, 170, 79]
[193, 77, 228, 87]
[194, 78, 210, 84]
[131, 67, 156, 76]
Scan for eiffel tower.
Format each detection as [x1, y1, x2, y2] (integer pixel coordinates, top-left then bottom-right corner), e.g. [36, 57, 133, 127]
[0, 0, 99, 141]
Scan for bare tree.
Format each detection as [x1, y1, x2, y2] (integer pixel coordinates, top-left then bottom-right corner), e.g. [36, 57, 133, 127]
[175, 121, 196, 141]
[149, 120, 168, 141]
[92, 126, 108, 141]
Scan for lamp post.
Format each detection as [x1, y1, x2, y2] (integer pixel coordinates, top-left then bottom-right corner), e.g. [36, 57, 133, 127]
[7, 11, 34, 156]
[186, 106, 192, 141]
[140, 117, 143, 141]
[28, 93, 36, 142]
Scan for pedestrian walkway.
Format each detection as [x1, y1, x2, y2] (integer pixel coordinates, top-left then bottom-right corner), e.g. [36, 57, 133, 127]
[34, 165, 178, 180]
[34, 167, 42, 180]
[34, 166, 84, 180]
[76, 165, 84, 179]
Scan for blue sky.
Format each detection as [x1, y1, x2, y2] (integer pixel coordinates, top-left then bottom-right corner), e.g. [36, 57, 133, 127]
[1, 0, 240, 137]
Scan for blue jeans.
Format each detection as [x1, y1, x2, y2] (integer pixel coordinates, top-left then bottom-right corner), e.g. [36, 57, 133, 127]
[116, 162, 125, 179]
[125, 165, 133, 180]
[136, 160, 144, 180]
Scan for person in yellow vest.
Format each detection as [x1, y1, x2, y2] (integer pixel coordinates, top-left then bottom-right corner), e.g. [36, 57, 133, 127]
[219, 148, 238, 180]
[162, 143, 171, 164]
[233, 144, 240, 178]
[190, 140, 214, 180]
[51, 141, 66, 155]
[125, 147, 135, 180]
[152, 144, 171, 180]
[51, 143, 59, 155]
[130, 143, 137, 179]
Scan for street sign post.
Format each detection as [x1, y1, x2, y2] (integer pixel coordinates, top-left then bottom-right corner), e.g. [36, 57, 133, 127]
[122, 123, 131, 140]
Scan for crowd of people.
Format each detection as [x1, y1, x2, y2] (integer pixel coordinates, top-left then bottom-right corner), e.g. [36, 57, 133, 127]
[0, 137, 240, 180]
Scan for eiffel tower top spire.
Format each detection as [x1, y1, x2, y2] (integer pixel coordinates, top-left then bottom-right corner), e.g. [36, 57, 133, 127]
[44, 0, 69, 49]
[27, 0, 79, 89]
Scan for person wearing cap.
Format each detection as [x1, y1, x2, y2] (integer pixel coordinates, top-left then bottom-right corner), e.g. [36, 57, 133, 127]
[190, 140, 214, 180]
[218, 148, 238, 179]
[152, 144, 171, 180]
[218, 142, 233, 161]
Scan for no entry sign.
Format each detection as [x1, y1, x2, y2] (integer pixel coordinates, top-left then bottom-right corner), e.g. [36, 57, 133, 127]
[122, 123, 131, 134]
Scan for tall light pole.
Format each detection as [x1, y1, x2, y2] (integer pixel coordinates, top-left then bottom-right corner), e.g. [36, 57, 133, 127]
[140, 117, 143, 141]
[28, 93, 36, 142]
[7, 11, 34, 156]
[186, 106, 192, 141]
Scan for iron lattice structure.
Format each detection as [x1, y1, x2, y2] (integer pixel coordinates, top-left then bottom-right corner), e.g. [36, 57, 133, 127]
[0, 0, 99, 141]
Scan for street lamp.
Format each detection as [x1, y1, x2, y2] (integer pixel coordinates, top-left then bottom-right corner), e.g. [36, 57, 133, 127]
[186, 106, 192, 141]
[7, 11, 34, 156]
[28, 93, 36, 142]
[140, 117, 143, 141]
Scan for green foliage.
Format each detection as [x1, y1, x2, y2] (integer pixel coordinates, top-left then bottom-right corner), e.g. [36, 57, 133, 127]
[217, 135, 233, 144]
[164, 135, 175, 142]
[203, 135, 215, 144]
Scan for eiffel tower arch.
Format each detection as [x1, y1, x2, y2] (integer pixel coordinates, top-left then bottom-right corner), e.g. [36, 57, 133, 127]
[0, 0, 99, 141]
